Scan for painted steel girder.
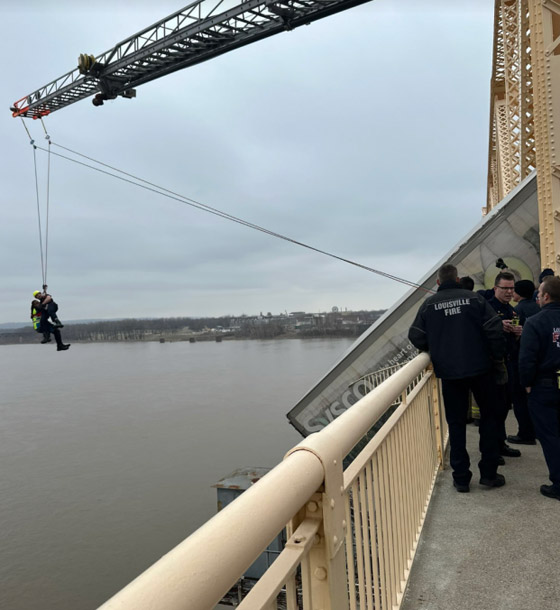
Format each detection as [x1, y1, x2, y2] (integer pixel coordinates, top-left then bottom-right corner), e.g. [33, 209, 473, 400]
[487, 0, 536, 213]
[495, 98, 513, 199]
[502, 0, 522, 187]
[528, 0, 560, 270]
[12, 0, 373, 119]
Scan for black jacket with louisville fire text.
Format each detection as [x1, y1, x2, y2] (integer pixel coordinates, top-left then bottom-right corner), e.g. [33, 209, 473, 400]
[408, 281, 506, 380]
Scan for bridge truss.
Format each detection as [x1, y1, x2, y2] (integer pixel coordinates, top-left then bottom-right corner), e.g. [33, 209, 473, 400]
[487, 0, 560, 270]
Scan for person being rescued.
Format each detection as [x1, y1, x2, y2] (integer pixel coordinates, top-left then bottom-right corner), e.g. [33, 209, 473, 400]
[35, 285, 64, 328]
[31, 287, 70, 351]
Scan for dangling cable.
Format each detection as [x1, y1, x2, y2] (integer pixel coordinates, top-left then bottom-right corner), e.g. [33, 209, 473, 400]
[22, 119, 46, 286]
[40, 117, 51, 287]
[32, 147, 46, 287]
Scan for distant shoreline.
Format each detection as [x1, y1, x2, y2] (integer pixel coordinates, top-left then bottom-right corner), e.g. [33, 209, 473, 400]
[0, 330, 361, 347]
[1, 310, 384, 346]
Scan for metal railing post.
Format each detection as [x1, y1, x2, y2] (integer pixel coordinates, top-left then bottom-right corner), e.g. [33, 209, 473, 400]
[286, 430, 350, 610]
[429, 368, 445, 469]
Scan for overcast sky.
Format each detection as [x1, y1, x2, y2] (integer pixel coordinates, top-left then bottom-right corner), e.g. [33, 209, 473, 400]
[1, 0, 494, 324]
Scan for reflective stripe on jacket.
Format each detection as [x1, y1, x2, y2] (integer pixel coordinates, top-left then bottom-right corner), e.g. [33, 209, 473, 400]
[31, 304, 42, 331]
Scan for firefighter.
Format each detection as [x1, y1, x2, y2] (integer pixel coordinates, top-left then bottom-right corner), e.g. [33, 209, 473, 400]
[519, 275, 560, 500]
[409, 263, 506, 492]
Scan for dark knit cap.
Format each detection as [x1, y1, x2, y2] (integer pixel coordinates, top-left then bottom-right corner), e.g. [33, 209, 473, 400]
[539, 268, 555, 282]
[514, 279, 536, 299]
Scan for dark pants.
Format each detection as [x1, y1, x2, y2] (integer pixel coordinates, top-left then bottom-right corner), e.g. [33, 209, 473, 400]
[441, 372, 502, 484]
[37, 321, 63, 347]
[495, 383, 510, 444]
[508, 360, 536, 440]
[492, 359, 524, 445]
[41, 302, 59, 325]
[528, 383, 560, 489]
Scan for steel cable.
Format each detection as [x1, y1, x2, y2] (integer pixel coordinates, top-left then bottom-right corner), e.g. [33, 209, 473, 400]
[32, 145, 46, 286]
[41, 118, 51, 287]
[30, 140, 434, 293]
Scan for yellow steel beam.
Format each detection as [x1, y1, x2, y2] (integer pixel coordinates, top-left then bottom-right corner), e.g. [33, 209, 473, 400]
[528, 0, 560, 269]
[487, 1, 536, 213]
[488, 1, 560, 270]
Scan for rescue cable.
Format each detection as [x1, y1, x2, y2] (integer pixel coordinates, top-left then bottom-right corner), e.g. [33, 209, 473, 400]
[30, 138, 434, 294]
[21, 118, 48, 287]
[40, 117, 52, 287]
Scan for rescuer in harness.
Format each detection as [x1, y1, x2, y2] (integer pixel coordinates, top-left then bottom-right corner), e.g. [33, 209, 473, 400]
[31, 290, 70, 351]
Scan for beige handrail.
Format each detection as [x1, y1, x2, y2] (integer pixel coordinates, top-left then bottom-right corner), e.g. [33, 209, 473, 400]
[98, 351, 441, 610]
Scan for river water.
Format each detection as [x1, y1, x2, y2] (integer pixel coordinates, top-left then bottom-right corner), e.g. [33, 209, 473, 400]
[0, 338, 353, 609]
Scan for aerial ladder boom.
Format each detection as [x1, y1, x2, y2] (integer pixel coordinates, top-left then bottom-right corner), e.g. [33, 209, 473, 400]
[11, 0, 373, 119]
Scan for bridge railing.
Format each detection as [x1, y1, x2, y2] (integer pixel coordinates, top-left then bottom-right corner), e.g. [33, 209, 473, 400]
[352, 362, 407, 394]
[98, 351, 446, 610]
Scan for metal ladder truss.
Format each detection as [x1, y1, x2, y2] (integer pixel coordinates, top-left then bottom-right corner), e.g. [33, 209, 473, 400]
[12, 0, 372, 119]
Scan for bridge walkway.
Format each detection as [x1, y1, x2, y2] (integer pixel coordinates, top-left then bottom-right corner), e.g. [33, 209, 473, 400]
[401, 416, 560, 610]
